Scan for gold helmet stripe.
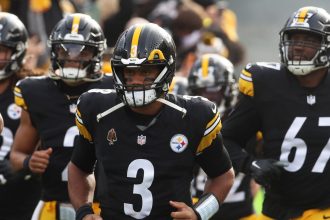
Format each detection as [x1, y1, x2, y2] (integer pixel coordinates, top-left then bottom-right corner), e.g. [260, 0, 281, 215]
[130, 24, 143, 58]
[297, 7, 309, 23]
[201, 54, 210, 78]
[71, 14, 81, 34]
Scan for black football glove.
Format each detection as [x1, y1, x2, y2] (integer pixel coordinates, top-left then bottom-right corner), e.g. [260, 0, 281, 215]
[250, 159, 288, 189]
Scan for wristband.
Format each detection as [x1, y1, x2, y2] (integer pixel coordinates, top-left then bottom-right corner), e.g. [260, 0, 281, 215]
[193, 193, 220, 220]
[23, 155, 31, 171]
[75, 204, 94, 220]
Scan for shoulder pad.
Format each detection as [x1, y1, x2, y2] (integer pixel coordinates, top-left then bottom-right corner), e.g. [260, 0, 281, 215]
[239, 62, 282, 97]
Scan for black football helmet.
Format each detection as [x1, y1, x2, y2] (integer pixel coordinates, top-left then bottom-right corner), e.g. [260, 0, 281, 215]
[188, 53, 236, 108]
[49, 13, 106, 83]
[280, 6, 330, 75]
[111, 23, 176, 107]
[0, 12, 28, 80]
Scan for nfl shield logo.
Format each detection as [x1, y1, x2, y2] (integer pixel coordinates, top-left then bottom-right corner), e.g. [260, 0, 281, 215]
[306, 94, 316, 106]
[137, 135, 146, 146]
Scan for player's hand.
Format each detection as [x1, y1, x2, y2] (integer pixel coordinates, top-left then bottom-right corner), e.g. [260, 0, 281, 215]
[0, 159, 13, 184]
[250, 159, 288, 189]
[29, 148, 53, 174]
[169, 201, 198, 220]
[82, 214, 103, 220]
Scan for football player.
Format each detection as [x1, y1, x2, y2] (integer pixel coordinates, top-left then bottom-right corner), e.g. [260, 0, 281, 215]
[222, 6, 330, 219]
[188, 53, 258, 220]
[10, 13, 113, 220]
[0, 12, 42, 220]
[68, 23, 235, 220]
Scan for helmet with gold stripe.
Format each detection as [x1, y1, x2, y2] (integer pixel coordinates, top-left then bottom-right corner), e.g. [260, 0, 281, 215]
[49, 13, 106, 83]
[111, 23, 176, 107]
[0, 12, 28, 80]
[188, 53, 236, 107]
[280, 6, 330, 76]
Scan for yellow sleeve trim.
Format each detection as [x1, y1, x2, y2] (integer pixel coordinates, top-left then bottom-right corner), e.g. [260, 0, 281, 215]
[14, 86, 28, 110]
[239, 69, 254, 97]
[196, 113, 222, 154]
[75, 109, 93, 142]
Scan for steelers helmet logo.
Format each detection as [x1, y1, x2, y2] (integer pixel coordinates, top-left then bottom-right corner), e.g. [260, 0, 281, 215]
[170, 134, 188, 153]
[7, 103, 21, 120]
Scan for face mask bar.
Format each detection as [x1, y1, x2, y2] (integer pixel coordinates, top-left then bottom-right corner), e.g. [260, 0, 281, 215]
[280, 35, 329, 75]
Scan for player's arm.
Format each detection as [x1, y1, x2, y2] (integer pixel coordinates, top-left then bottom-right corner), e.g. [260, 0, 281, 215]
[10, 109, 52, 173]
[68, 99, 100, 219]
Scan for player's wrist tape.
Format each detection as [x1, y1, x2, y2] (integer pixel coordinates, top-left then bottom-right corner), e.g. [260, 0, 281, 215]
[22, 155, 31, 171]
[193, 193, 220, 220]
[75, 204, 94, 220]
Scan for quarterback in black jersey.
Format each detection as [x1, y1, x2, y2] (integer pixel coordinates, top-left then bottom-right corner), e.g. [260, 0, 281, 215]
[222, 6, 330, 220]
[68, 23, 234, 220]
[188, 54, 258, 220]
[10, 14, 113, 220]
[0, 12, 41, 220]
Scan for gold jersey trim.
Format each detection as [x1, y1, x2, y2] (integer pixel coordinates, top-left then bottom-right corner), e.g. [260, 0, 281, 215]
[14, 86, 27, 110]
[75, 109, 92, 142]
[196, 112, 222, 154]
[239, 69, 254, 97]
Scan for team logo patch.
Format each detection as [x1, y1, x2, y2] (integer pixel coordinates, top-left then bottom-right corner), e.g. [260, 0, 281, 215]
[137, 135, 146, 146]
[7, 103, 21, 120]
[170, 134, 188, 153]
[107, 128, 117, 145]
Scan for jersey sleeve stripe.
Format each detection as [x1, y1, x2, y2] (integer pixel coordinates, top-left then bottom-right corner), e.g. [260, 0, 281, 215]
[239, 69, 254, 97]
[14, 86, 28, 110]
[204, 112, 221, 136]
[75, 109, 93, 142]
[196, 113, 222, 154]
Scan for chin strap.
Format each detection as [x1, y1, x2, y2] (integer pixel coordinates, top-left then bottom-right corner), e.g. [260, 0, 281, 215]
[156, 98, 187, 118]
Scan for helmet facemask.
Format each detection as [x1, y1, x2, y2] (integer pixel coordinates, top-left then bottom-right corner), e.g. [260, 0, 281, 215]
[49, 14, 106, 84]
[113, 60, 173, 107]
[280, 31, 329, 76]
[51, 43, 101, 84]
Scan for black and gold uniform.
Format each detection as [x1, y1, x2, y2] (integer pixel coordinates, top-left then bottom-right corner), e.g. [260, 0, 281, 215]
[222, 62, 330, 218]
[72, 91, 232, 220]
[0, 78, 41, 220]
[14, 75, 113, 203]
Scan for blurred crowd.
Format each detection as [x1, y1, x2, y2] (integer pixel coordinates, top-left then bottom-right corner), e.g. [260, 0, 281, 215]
[0, 0, 246, 76]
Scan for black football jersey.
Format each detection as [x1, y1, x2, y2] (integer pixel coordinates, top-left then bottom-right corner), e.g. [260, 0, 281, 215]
[222, 62, 330, 218]
[0, 80, 41, 218]
[72, 91, 232, 219]
[14, 75, 113, 202]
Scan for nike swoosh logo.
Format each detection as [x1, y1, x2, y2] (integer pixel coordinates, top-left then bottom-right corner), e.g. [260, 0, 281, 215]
[252, 161, 261, 169]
